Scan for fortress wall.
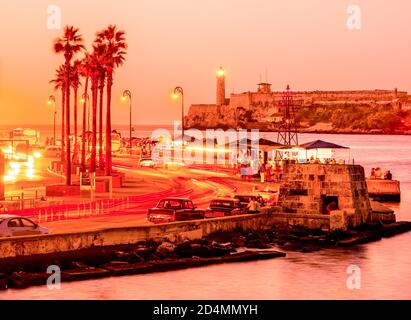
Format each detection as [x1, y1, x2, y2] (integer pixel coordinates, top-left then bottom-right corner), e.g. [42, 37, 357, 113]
[187, 104, 217, 117]
[278, 164, 371, 230]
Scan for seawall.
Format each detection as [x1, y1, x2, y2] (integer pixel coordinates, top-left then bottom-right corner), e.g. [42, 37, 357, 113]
[0, 210, 330, 260]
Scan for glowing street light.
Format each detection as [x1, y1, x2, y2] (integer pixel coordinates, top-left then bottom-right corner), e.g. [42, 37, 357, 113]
[48, 95, 56, 145]
[122, 90, 132, 155]
[173, 86, 184, 145]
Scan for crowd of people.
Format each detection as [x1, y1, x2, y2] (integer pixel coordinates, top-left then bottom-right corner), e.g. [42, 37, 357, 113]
[232, 153, 284, 184]
[370, 167, 393, 180]
[258, 162, 282, 183]
[120, 137, 155, 156]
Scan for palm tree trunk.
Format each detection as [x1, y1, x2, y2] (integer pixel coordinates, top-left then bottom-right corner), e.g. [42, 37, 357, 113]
[74, 87, 78, 165]
[65, 59, 72, 186]
[61, 87, 65, 164]
[105, 72, 113, 176]
[81, 76, 89, 172]
[98, 73, 105, 169]
[90, 77, 98, 173]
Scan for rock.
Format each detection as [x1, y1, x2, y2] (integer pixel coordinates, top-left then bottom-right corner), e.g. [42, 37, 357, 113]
[9, 271, 49, 288]
[62, 268, 111, 281]
[106, 261, 129, 266]
[382, 222, 411, 238]
[231, 235, 246, 247]
[211, 242, 236, 255]
[156, 242, 176, 256]
[190, 244, 213, 257]
[0, 273, 7, 290]
[70, 261, 89, 270]
[222, 250, 286, 263]
[128, 254, 145, 263]
[276, 240, 286, 246]
[134, 246, 155, 257]
[174, 241, 194, 258]
[281, 242, 303, 251]
[245, 239, 272, 249]
[114, 251, 130, 259]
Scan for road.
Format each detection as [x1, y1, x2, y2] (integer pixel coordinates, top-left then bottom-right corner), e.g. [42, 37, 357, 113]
[39, 160, 253, 233]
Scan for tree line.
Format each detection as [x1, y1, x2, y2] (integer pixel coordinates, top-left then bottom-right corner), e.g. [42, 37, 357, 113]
[50, 25, 127, 186]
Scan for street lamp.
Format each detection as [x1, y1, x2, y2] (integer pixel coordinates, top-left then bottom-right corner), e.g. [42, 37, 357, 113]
[122, 90, 132, 155]
[173, 86, 184, 146]
[48, 95, 56, 145]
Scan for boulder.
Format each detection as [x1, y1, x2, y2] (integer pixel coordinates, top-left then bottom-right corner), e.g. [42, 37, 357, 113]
[156, 242, 176, 256]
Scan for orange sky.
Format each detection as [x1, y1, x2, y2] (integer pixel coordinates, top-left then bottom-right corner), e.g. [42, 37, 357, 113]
[0, 0, 410, 125]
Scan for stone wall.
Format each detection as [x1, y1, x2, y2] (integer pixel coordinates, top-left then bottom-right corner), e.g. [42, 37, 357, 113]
[186, 88, 410, 129]
[277, 164, 371, 231]
[0, 210, 331, 259]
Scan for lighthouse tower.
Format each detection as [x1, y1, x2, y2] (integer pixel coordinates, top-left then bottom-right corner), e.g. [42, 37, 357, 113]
[216, 66, 226, 106]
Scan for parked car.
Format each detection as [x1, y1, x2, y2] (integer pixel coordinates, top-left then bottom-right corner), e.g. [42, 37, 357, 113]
[252, 186, 279, 205]
[205, 198, 246, 218]
[0, 215, 50, 238]
[44, 146, 61, 158]
[234, 194, 266, 209]
[139, 157, 155, 168]
[147, 198, 205, 223]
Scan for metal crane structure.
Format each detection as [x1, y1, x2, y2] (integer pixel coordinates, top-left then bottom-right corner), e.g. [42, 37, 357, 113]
[277, 85, 299, 146]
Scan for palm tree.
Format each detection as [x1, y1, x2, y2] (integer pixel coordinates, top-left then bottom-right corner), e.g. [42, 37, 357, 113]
[53, 25, 84, 186]
[88, 49, 101, 173]
[92, 44, 107, 170]
[71, 59, 82, 165]
[50, 65, 66, 164]
[98, 62, 106, 170]
[79, 53, 91, 172]
[95, 25, 127, 176]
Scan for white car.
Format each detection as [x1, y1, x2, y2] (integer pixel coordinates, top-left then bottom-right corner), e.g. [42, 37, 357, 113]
[0, 215, 50, 238]
[139, 157, 155, 168]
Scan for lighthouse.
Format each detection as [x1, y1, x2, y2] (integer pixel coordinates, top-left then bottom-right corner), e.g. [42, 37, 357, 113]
[216, 66, 226, 106]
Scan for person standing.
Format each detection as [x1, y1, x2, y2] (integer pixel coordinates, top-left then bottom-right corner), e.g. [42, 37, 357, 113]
[259, 162, 266, 183]
[247, 199, 260, 214]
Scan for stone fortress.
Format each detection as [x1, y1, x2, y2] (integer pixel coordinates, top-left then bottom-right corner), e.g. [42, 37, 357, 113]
[185, 68, 404, 231]
[185, 67, 411, 130]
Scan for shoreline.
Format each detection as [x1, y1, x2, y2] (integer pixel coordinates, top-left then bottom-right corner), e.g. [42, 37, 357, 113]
[2, 125, 411, 139]
[185, 126, 411, 136]
[1, 221, 410, 290]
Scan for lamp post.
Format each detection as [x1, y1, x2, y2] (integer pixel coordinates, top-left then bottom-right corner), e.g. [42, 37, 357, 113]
[122, 90, 132, 155]
[173, 87, 184, 146]
[48, 95, 56, 145]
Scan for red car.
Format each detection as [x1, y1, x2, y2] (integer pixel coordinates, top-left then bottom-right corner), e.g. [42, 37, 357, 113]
[147, 198, 205, 224]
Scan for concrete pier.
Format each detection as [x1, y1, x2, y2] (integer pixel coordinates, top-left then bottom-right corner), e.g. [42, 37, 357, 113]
[367, 179, 401, 202]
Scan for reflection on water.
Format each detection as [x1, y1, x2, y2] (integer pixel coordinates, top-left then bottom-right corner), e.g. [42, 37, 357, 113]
[1, 133, 411, 300]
